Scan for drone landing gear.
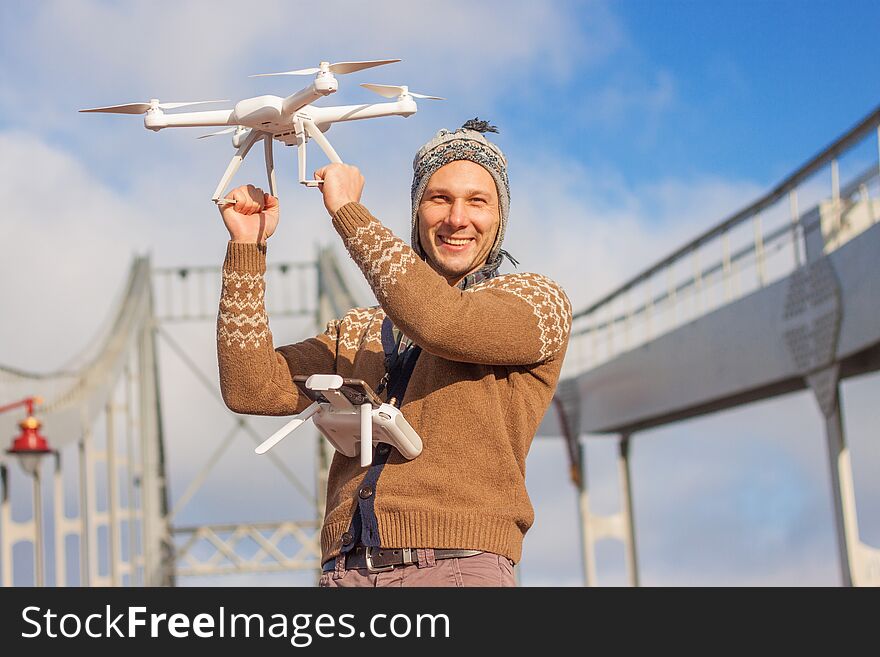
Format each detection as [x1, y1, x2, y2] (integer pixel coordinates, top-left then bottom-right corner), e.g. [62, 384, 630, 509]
[296, 117, 343, 187]
[264, 133, 277, 198]
[212, 130, 278, 206]
[211, 119, 344, 202]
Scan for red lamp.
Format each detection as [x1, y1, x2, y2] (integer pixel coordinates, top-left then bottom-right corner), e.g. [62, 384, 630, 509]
[2, 396, 53, 476]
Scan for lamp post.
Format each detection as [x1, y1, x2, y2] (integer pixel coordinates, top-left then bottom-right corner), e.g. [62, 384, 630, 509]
[1, 396, 54, 586]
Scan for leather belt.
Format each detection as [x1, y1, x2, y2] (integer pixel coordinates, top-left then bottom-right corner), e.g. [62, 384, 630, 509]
[322, 546, 484, 573]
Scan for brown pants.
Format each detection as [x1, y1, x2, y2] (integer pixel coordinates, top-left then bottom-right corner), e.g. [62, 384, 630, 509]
[319, 549, 517, 587]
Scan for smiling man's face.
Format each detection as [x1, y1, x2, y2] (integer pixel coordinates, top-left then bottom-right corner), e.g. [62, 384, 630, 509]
[417, 160, 500, 286]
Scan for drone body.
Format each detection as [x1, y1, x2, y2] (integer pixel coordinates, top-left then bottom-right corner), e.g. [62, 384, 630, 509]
[80, 59, 442, 203]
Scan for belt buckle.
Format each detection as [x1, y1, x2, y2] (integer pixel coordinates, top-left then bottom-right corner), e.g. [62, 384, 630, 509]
[364, 546, 394, 573]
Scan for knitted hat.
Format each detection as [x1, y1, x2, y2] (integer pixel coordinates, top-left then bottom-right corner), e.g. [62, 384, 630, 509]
[410, 118, 512, 270]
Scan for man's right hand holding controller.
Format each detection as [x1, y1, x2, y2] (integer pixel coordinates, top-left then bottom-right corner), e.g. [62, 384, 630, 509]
[219, 184, 279, 244]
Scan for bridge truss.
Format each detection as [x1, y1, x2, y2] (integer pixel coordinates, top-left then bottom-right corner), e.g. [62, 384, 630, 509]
[0, 247, 357, 586]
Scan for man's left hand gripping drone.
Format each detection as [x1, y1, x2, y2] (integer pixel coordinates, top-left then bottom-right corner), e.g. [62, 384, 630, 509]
[80, 59, 442, 204]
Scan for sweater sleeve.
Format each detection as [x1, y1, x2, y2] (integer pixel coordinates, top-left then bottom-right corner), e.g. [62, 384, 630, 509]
[331, 202, 572, 366]
[217, 241, 339, 416]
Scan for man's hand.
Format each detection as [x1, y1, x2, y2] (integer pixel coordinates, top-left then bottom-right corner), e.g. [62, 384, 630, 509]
[314, 163, 364, 215]
[219, 184, 279, 243]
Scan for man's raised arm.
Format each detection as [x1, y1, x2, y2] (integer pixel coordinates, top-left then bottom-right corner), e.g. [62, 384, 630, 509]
[216, 185, 339, 416]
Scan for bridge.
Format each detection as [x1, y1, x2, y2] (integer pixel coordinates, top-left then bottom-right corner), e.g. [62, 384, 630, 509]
[1, 105, 878, 586]
[540, 105, 880, 587]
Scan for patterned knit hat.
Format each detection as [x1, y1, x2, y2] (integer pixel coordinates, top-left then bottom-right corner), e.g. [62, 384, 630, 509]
[410, 118, 513, 271]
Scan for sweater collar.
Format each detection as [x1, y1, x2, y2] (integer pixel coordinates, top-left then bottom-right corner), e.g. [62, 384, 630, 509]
[456, 249, 517, 290]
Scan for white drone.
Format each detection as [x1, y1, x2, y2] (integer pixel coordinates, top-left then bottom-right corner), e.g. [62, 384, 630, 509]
[79, 59, 442, 204]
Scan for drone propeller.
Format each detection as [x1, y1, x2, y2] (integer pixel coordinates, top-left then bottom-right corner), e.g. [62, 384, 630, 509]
[250, 59, 400, 78]
[360, 84, 444, 100]
[79, 100, 230, 114]
[197, 127, 238, 139]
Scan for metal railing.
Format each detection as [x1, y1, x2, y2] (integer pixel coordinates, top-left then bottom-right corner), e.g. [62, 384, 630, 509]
[153, 261, 317, 322]
[174, 521, 322, 577]
[562, 107, 880, 378]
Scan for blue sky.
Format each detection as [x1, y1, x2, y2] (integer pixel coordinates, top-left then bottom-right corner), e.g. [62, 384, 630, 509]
[501, 0, 880, 184]
[0, 0, 878, 586]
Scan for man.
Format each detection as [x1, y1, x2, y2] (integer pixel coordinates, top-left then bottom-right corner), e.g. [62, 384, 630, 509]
[216, 120, 572, 587]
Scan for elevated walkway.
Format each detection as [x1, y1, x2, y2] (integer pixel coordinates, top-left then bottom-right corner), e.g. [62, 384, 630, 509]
[558, 205, 879, 435]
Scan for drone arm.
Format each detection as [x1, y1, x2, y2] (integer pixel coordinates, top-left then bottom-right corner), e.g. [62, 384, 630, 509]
[145, 109, 235, 130]
[310, 100, 417, 126]
[211, 128, 263, 203]
[281, 84, 325, 117]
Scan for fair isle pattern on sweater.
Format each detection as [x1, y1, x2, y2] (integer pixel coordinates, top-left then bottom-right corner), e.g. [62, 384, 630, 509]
[218, 270, 269, 349]
[467, 273, 573, 362]
[346, 224, 419, 297]
[336, 306, 385, 352]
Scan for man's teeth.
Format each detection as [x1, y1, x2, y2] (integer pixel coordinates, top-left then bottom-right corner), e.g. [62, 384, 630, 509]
[441, 236, 472, 246]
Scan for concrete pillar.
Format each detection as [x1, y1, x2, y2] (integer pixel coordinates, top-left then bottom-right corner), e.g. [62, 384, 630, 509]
[575, 439, 596, 587]
[618, 434, 639, 587]
[806, 365, 862, 585]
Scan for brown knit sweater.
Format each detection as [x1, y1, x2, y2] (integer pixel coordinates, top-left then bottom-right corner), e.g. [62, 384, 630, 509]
[217, 202, 572, 564]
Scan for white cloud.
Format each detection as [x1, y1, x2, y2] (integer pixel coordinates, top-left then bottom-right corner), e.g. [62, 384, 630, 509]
[504, 154, 764, 308]
[581, 68, 677, 128]
[0, 131, 151, 369]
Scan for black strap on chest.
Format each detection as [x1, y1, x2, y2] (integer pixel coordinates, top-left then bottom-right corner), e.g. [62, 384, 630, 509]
[376, 316, 422, 408]
[340, 316, 422, 553]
